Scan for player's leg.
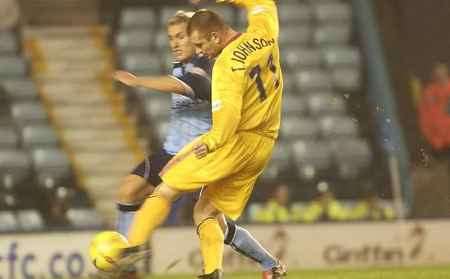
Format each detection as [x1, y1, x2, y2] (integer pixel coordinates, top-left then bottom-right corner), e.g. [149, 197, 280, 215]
[193, 197, 285, 279]
[195, 188, 279, 274]
[194, 133, 283, 277]
[205, 185, 286, 278]
[200, 180, 288, 279]
[116, 150, 173, 237]
[193, 194, 224, 276]
[219, 216, 279, 271]
[127, 183, 182, 246]
[116, 174, 154, 236]
[125, 138, 211, 247]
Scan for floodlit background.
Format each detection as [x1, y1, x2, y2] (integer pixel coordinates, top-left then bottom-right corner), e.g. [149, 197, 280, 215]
[0, 0, 449, 278]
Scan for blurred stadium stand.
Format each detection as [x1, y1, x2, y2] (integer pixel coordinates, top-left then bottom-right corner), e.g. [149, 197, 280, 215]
[0, 23, 104, 231]
[0, 0, 396, 231]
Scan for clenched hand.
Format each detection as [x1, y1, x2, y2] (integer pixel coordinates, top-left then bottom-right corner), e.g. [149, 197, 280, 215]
[193, 143, 209, 159]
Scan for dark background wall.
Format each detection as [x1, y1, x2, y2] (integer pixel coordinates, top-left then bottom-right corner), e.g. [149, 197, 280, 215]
[374, 0, 450, 162]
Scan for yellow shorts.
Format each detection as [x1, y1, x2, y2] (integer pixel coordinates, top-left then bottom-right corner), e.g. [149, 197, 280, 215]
[160, 132, 275, 220]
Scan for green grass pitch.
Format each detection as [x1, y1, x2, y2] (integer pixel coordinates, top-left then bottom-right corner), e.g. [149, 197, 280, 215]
[147, 266, 450, 279]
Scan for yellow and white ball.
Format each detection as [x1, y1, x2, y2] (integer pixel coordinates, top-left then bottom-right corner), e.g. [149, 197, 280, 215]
[89, 231, 129, 272]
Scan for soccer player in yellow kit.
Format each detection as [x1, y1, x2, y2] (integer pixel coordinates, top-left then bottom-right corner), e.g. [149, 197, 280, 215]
[126, 1, 284, 278]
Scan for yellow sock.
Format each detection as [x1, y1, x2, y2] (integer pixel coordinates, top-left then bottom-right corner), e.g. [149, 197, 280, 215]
[197, 218, 224, 274]
[127, 192, 171, 246]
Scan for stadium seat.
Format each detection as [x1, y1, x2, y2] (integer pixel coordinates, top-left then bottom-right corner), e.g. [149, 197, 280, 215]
[282, 95, 308, 115]
[32, 148, 72, 188]
[154, 29, 170, 51]
[121, 52, 162, 75]
[0, 56, 28, 78]
[0, 32, 18, 54]
[292, 140, 333, 181]
[313, 24, 351, 45]
[120, 8, 156, 28]
[313, 2, 352, 23]
[116, 29, 153, 52]
[281, 73, 298, 95]
[283, 47, 322, 70]
[0, 113, 13, 127]
[160, 6, 192, 26]
[0, 126, 19, 148]
[204, 4, 236, 25]
[279, 26, 312, 46]
[278, 3, 312, 24]
[0, 191, 20, 210]
[281, 117, 320, 140]
[295, 70, 333, 92]
[307, 92, 346, 116]
[0, 84, 8, 99]
[260, 142, 292, 180]
[66, 208, 103, 229]
[1, 79, 39, 101]
[331, 67, 361, 91]
[319, 116, 359, 138]
[0, 103, 12, 120]
[323, 46, 361, 69]
[0, 211, 18, 232]
[71, 190, 92, 208]
[21, 125, 59, 149]
[16, 210, 45, 231]
[11, 102, 49, 126]
[331, 138, 372, 180]
[0, 149, 32, 191]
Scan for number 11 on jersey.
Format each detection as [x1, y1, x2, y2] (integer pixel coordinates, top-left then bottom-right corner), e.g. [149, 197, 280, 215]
[249, 53, 280, 102]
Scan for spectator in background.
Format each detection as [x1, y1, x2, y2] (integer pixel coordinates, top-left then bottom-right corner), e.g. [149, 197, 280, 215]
[418, 63, 450, 151]
[0, 0, 20, 31]
[254, 183, 291, 223]
[293, 182, 348, 223]
[350, 191, 396, 221]
[46, 187, 71, 228]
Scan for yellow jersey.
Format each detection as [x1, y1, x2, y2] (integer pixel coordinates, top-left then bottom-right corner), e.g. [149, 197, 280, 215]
[202, 0, 283, 152]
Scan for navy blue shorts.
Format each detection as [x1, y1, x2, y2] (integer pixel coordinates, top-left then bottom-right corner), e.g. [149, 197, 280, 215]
[131, 149, 174, 186]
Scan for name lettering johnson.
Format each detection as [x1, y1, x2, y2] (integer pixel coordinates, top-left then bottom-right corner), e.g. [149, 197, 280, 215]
[231, 37, 276, 65]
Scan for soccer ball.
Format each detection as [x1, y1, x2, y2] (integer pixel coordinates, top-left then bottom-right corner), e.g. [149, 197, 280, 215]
[89, 231, 129, 272]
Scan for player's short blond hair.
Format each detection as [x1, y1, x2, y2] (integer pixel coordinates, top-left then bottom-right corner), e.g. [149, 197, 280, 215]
[167, 10, 195, 27]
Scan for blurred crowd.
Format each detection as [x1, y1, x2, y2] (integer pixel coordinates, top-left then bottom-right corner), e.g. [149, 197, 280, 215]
[249, 182, 395, 224]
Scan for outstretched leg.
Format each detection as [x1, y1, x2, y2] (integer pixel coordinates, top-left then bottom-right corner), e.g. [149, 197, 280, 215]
[116, 174, 155, 237]
[128, 184, 181, 246]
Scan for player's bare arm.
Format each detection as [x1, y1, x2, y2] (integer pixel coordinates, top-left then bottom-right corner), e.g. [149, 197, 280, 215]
[113, 70, 188, 95]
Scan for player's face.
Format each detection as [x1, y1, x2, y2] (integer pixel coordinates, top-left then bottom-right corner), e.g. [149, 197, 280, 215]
[190, 30, 221, 59]
[167, 23, 195, 63]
